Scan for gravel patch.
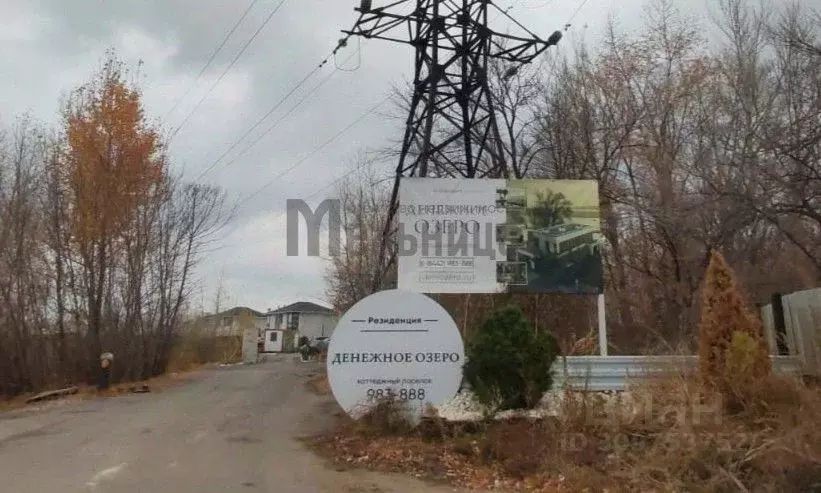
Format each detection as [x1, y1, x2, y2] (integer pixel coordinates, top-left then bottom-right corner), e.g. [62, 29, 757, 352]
[435, 388, 638, 422]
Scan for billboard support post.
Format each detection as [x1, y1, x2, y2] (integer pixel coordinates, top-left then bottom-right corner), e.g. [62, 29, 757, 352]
[597, 294, 608, 356]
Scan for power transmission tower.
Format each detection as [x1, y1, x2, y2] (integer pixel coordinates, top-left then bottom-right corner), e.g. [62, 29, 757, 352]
[343, 0, 562, 290]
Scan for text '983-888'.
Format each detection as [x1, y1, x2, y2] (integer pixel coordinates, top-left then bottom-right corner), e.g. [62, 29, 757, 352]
[366, 388, 426, 401]
[330, 352, 461, 365]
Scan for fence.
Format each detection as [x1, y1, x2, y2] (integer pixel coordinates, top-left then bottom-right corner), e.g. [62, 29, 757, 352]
[760, 287, 821, 376]
[552, 355, 804, 391]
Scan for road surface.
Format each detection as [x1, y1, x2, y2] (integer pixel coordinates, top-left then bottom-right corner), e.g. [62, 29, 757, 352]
[0, 355, 465, 493]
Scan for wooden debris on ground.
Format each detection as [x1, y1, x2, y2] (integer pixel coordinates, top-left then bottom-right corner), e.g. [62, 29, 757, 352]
[24, 386, 79, 404]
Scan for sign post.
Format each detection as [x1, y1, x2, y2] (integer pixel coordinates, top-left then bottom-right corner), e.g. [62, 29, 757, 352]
[326, 289, 465, 421]
[597, 294, 608, 356]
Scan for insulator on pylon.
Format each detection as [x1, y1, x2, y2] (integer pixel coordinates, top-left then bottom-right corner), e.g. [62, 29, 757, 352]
[360, 0, 372, 12]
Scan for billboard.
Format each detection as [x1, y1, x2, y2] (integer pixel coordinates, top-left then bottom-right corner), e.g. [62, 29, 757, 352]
[397, 178, 603, 294]
[326, 289, 464, 421]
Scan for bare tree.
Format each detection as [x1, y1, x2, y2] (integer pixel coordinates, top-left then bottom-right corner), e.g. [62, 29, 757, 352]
[146, 180, 228, 375]
[0, 117, 52, 393]
[771, 2, 821, 57]
[324, 152, 394, 313]
[485, 43, 547, 178]
[758, 3, 821, 276]
[524, 0, 821, 349]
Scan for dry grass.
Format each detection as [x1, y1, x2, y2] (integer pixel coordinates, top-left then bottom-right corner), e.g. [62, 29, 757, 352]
[0, 394, 36, 412]
[1, 365, 210, 414]
[83, 369, 206, 398]
[167, 335, 242, 372]
[1, 334, 234, 412]
[1, 335, 237, 406]
[309, 370, 821, 492]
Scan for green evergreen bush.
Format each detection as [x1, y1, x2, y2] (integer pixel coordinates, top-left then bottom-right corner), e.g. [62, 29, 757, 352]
[463, 305, 561, 411]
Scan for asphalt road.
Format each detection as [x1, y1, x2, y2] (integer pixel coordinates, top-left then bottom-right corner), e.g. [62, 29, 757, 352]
[0, 355, 465, 493]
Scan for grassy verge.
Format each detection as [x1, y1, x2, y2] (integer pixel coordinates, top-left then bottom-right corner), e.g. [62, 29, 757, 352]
[307, 371, 821, 492]
[0, 367, 211, 413]
[1, 334, 240, 411]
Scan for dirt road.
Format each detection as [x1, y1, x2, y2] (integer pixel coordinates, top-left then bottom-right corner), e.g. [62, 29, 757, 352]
[0, 355, 466, 493]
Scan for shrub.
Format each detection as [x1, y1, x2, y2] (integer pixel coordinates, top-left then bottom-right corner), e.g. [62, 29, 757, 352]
[697, 250, 771, 395]
[463, 305, 561, 411]
[725, 331, 770, 385]
[357, 397, 416, 436]
[724, 330, 778, 412]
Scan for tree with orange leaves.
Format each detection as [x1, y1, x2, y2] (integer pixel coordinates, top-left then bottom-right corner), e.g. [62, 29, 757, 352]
[63, 53, 165, 243]
[59, 51, 166, 377]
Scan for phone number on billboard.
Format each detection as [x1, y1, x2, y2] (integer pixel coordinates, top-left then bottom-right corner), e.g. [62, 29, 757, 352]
[366, 388, 426, 400]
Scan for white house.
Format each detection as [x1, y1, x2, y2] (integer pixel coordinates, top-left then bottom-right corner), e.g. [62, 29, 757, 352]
[261, 301, 338, 353]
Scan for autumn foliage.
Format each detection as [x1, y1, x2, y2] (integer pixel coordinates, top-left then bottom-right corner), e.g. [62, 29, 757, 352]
[63, 57, 165, 243]
[0, 51, 227, 397]
[697, 250, 772, 395]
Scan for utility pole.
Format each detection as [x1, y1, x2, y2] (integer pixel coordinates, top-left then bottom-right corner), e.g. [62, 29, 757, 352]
[343, 0, 562, 290]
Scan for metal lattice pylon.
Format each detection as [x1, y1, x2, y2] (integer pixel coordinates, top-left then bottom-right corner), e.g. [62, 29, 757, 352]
[343, 0, 562, 289]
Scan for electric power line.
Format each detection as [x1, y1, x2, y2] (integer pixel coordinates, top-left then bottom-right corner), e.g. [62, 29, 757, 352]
[191, 67, 323, 183]
[203, 48, 361, 181]
[192, 51, 347, 183]
[199, 96, 388, 256]
[491, 5, 512, 22]
[567, 0, 592, 26]
[334, 37, 362, 72]
[190, 17, 365, 184]
[200, 136, 379, 257]
[236, 96, 389, 210]
[523, 0, 557, 10]
[169, 0, 289, 140]
[493, 2, 544, 40]
[163, 0, 260, 120]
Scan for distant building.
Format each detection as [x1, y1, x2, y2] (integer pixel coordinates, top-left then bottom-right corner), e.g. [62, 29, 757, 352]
[262, 301, 338, 353]
[187, 306, 266, 337]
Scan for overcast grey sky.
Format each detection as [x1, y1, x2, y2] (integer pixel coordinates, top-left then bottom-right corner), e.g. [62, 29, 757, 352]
[1, 0, 720, 313]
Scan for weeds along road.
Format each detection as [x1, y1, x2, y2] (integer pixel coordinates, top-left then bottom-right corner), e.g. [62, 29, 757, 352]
[0, 356, 467, 493]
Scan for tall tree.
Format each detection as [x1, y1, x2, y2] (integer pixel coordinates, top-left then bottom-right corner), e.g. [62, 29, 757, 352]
[60, 52, 165, 377]
[324, 152, 395, 312]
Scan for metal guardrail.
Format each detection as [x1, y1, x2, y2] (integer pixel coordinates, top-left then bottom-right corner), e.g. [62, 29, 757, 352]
[552, 355, 804, 391]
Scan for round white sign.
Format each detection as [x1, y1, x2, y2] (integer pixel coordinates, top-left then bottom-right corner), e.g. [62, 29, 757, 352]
[326, 289, 464, 420]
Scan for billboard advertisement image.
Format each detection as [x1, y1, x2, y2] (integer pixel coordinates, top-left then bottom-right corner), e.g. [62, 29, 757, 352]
[397, 178, 603, 294]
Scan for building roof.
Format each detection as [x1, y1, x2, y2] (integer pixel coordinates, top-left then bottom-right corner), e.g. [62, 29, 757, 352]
[533, 223, 594, 239]
[268, 301, 335, 315]
[217, 306, 266, 318]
